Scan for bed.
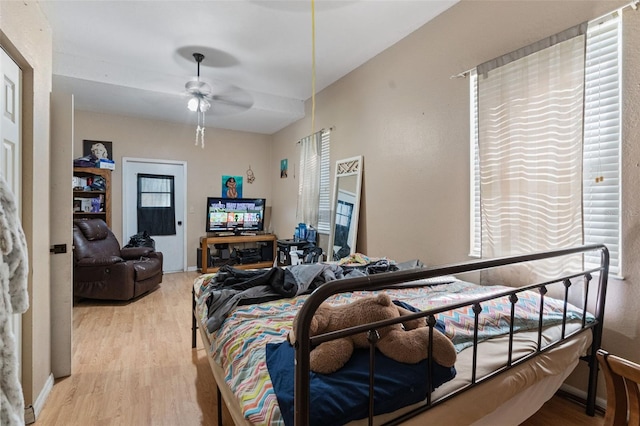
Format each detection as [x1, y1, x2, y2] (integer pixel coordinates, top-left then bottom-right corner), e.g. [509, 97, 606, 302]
[191, 244, 609, 425]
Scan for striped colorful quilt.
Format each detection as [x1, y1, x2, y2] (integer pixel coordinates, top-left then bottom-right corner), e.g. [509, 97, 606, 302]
[195, 277, 593, 425]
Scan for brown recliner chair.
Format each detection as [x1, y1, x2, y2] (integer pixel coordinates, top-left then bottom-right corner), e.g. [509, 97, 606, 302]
[73, 219, 163, 301]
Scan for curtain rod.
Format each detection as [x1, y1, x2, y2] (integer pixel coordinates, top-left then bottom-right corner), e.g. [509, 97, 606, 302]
[592, 0, 638, 23]
[296, 126, 334, 144]
[450, 67, 475, 80]
[449, 0, 639, 80]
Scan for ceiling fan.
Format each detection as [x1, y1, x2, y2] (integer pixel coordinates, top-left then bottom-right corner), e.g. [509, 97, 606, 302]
[185, 52, 254, 147]
[185, 53, 212, 113]
[185, 53, 253, 114]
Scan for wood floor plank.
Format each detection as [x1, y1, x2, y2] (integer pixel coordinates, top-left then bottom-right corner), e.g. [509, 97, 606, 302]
[35, 271, 604, 425]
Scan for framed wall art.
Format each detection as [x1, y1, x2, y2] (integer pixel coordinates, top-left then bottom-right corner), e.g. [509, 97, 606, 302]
[83, 140, 113, 160]
[222, 175, 243, 198]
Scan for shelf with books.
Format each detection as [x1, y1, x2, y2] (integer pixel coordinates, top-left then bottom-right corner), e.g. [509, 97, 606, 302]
[73, 167, 111, 227]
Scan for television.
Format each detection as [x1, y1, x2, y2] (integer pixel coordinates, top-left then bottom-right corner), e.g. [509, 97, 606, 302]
[206, 197, 266, 233]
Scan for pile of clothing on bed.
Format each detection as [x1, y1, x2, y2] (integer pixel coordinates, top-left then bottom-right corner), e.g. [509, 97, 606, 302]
[199, 256, 423, 333]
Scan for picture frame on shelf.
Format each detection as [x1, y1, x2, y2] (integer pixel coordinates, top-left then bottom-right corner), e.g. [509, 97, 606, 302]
[83, 140, 113, 161]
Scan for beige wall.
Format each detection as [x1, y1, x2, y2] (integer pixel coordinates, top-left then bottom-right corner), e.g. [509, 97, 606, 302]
[73, 111, 274, 267]
[271, 0, 639, 398]
[0, 0, 53, 408]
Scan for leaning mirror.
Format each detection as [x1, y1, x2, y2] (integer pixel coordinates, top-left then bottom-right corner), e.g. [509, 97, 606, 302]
[328, 155, 363, 261]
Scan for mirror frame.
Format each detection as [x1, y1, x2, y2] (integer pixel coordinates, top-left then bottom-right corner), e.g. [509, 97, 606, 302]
[328, 155, 363, 261]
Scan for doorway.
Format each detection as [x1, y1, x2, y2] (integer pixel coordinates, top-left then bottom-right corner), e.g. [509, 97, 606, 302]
[122, 158, 187, 272]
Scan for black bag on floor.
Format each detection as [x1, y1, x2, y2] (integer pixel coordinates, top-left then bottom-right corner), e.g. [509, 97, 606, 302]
[124, 231, 155, 249]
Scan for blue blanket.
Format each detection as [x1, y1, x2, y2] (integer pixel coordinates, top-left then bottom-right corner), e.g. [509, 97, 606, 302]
[266, 320, 456, 426]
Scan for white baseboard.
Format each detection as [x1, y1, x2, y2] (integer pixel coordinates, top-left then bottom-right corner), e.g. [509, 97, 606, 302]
[27, 373, 54, 423]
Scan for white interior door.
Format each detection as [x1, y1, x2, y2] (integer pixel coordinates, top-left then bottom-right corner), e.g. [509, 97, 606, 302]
[1, 48, 23, 378]
[50, 91, 74, 378]
[122, 158, 186, 272]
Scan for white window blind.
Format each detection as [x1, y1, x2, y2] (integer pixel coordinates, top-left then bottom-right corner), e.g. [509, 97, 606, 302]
[583, 16, 621, 275]
[469, 70, 480, 257]
[318, 130, 331, 233]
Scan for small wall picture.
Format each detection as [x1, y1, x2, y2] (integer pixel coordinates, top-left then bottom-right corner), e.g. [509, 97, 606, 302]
[83, 140, 113, 161]
[222, 175, 243, 199]
[280, 159, 288, 178]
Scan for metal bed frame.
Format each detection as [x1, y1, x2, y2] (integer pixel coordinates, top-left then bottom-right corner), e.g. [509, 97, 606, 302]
[192, 244, 609, 425]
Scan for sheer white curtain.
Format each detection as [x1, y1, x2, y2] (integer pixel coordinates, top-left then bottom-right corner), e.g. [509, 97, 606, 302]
[477, 25, 586, 283]
[297, 131, 322, 226]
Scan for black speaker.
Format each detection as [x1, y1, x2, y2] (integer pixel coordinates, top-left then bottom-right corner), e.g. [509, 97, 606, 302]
[260, 241, 274, 262]
[196, 247, 213, 269]
[220, 248, 231, 260]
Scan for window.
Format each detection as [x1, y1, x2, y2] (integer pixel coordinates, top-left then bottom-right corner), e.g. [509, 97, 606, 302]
[137, 174, 176, 236]
[297, 129, 331, 232]
[470, 16, 621, 275]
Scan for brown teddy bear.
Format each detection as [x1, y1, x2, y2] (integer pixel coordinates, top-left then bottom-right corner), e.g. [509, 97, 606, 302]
[288, 293, 457, 374]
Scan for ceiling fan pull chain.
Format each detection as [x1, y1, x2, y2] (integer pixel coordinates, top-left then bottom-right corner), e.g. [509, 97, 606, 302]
[199, 126, 205, 149]
[194, 109, 206, 148]
[194, 116, 201, 146]
[200, 110, 206, 148]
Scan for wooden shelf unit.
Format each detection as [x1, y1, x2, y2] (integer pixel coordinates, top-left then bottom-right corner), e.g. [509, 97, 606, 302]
[200, 234, 277, 273]
[73, 167, 112, 227]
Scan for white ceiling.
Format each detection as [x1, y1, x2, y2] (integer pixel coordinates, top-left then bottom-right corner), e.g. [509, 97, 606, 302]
[38, 0, 459, 135]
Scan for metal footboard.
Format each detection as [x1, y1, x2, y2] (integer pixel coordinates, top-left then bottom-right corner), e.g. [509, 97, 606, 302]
[293, 244, 609, 425]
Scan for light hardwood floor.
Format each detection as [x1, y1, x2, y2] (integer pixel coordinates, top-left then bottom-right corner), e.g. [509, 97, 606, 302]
[36, 271, 232, 426]
[522, 395, 604, 426]
[35, 271, 604, 425]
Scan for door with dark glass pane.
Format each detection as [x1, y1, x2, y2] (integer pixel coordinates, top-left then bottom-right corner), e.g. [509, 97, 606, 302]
[137, 174, 176, 237]
[122, 159, 186, 272]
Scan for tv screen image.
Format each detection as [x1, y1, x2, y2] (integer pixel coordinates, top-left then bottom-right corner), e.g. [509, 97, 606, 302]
[206, 197, 266, 233]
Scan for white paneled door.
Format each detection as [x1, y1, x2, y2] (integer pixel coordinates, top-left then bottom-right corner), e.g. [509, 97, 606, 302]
[1, 48, 23, 378]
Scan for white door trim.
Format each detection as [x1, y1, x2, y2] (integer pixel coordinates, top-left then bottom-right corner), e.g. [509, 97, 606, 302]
[122, 157, 188, 272]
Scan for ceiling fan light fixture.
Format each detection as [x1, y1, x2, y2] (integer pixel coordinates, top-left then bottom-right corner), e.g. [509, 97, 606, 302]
[187, 97, 199, 112]
[187, 96, 211, 113]
[199, 98, 211, 112]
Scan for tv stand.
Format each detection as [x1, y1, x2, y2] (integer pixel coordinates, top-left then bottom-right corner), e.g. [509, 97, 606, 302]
[200, 234, 277, 273]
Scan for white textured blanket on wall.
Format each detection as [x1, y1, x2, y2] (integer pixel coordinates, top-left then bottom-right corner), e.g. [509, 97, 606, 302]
[0, 174, 29, 426]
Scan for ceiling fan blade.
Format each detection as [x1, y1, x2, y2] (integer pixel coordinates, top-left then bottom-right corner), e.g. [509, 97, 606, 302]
[211, 94, 253, 110]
